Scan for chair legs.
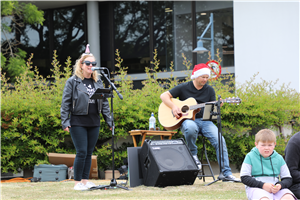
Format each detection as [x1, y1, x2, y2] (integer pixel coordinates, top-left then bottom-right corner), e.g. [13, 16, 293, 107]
[198, 134, 216, 182]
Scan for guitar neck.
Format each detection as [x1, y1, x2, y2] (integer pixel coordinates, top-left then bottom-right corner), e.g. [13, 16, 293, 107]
[189, 100, 224, 110]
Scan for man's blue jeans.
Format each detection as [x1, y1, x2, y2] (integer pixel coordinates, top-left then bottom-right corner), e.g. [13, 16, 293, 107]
[70, 126, 100, 181]
[180, 118, 232, 177]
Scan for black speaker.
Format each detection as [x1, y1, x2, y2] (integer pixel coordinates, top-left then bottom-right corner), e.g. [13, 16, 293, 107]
[127, 147, 144, 187]
[139, 138, 199, 187]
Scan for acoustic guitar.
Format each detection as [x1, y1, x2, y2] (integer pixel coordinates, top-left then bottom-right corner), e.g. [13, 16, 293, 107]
[158, 97, 241, 131]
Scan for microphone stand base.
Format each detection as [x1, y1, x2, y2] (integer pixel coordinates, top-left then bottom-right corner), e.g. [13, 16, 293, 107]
[88, 178, 131, 191]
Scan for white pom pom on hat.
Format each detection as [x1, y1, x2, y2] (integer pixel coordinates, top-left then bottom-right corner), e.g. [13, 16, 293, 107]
[190, 63, 211, 79]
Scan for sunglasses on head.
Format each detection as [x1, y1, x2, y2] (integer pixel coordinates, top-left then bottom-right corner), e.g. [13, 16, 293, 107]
[82, 61, 97, 66]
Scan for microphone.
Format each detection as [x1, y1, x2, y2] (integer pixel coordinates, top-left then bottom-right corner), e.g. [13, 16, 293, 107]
[91, 67, 107, 71]
[116, 91, 123, 100]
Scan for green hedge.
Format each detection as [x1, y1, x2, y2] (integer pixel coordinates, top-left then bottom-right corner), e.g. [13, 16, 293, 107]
[1, 50, 300, 173]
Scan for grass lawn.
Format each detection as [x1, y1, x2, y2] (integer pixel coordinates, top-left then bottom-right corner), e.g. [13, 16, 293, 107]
[1, 172, 247, 199]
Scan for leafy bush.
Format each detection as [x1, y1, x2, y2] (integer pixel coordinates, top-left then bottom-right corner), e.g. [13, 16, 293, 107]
[1, 49, 299, 174]
[1, 52, 72, 173]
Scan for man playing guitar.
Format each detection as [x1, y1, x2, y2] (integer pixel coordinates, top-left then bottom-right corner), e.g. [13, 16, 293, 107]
[160, 63, 240, 182]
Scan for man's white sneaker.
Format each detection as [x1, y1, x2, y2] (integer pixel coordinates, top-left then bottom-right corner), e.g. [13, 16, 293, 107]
[74, 183, 89, 190]
[224, 175, 241, 182]
[192, 155, 202, 170]
[85, 182, 96, 189]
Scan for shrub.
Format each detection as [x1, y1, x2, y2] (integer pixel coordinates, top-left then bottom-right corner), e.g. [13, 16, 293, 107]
[1, 49, 299, 174]
[1, 52, 72, 173]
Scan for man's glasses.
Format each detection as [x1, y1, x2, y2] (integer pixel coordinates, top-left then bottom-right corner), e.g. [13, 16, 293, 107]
[82, 61, 97, 66]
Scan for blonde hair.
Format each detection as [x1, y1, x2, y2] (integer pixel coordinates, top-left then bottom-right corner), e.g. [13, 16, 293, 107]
[74, 53, 98, 82]
[255, 129, 276, 143]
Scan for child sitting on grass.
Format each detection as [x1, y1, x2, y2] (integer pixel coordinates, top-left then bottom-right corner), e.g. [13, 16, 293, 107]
[240, 129, 296, 200]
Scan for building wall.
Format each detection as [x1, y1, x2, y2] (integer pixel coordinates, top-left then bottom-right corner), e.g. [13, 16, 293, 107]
[234, 1, 300, 92]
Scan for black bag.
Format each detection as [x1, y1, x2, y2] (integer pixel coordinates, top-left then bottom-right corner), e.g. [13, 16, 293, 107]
[33, 164, 68, 182]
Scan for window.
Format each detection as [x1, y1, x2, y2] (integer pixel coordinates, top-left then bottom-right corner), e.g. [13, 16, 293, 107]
[114, 1, 150, 74]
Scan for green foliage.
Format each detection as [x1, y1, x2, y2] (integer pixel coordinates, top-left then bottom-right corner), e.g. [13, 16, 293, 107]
[1, 53, 7, 68]
[1, 1, 45, 82]
[1, 51, 72, 173]
[1, 1, 15, 16]
[95, 142, 131, 170]
[228, 74, 300, 133]
[1, 48, 299, 174]
[1, 1, 44, 26]
[1, 49, 29, 82]
[22, 3, 45, 25]
[274, 133, 292, 157]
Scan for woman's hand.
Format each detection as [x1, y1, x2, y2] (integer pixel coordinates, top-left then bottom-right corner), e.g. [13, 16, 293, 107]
[64, 126, 71, 132]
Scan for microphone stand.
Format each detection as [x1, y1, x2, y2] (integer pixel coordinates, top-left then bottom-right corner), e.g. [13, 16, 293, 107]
[205, 95, 225, 186]
[89, 69, 130, 191]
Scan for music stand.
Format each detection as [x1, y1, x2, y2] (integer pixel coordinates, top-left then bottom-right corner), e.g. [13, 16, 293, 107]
[202, 102, 218, 121]
[88, 70, 130, 191]
[90, 88, 112, 113]
[202, 96, 226, 186]
[90, 88, 111, 99]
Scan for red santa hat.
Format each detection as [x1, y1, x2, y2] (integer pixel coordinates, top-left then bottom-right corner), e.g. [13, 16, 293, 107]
[190, 63, 211, 79]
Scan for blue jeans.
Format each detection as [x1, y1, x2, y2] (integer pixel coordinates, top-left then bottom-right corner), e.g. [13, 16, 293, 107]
[180, 118, 232, 177]
[70, 126, 100, 181]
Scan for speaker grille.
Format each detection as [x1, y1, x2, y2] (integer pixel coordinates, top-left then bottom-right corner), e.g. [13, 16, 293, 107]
[152, 146, 187, 170]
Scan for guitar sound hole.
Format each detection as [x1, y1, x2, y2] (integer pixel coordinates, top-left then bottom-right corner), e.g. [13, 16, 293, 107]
[182, 105, 189, 113]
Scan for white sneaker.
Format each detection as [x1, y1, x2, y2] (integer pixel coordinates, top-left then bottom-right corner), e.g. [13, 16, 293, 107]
[224, 175, 241, 182]
[85, 182, 96, 189]
[192, 155, 202, 170]
[74, 183, 88, 191]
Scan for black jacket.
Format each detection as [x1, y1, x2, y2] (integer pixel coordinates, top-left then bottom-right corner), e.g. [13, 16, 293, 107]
[60, 75, 112, 130]
[285, 131, 300, 184]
